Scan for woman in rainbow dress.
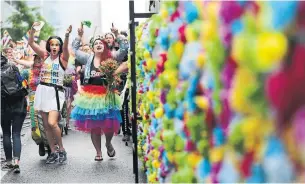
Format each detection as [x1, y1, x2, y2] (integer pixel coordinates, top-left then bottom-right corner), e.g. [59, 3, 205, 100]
[71, 23, 129, 161]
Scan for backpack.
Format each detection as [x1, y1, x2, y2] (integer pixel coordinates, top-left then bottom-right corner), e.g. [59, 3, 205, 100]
[1, 62, 29, 98]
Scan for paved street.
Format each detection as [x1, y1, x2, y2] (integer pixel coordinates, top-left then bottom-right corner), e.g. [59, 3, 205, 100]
[1, 119, 146, 183]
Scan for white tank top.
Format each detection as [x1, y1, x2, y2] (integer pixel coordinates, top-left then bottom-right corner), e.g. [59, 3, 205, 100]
[39, 54, 65, 86]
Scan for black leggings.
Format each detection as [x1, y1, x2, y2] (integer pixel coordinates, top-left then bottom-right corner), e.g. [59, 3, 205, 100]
[1, 98, 27, 161]
[120, 89, 131, 136]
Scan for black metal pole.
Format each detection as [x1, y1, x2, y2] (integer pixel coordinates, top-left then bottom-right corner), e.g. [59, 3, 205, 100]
[129, 0, 139, 183]
[134, 13, 156, 18]
[129, 1, 156, 182]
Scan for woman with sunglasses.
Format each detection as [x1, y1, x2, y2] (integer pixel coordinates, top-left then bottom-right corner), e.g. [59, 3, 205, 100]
[28, 22, 72, 164]
[71, 23, 129, 161]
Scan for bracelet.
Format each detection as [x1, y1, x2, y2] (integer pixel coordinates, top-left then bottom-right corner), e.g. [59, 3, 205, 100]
[65, 33, 70, 37]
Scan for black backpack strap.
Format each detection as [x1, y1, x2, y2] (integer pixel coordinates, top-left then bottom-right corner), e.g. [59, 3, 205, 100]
[58, 54, 66, 71]
[54, 86, 60, 111]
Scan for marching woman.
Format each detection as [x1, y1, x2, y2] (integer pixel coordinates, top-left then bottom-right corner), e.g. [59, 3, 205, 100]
[71, 23, 128, 161]
[28, 22, 72, 164]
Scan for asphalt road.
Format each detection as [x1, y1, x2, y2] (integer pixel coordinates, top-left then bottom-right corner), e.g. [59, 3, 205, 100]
[1, 122, 146, 183]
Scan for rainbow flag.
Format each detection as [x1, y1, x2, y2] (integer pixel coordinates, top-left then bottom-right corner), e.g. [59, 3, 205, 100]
[16, 70, 29, 89]
[22, 79, 28, 89]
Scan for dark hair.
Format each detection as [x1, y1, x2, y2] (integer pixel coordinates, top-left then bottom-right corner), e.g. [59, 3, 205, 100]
[46, 36, 63, 53]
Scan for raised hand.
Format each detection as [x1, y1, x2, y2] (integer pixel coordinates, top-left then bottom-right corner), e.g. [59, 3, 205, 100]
[110, 23, 119, 36]
[78, 23, 84, 37]
[31, 22, 41, 31]
[66, 25, 72, 34]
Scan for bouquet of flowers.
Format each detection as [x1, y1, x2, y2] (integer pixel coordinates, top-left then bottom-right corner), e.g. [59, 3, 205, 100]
[99, 58, 120, 91]
[63, 68, 75, 87]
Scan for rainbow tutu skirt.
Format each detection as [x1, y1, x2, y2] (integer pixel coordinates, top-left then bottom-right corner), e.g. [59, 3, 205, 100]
[71, 85, 122, 134]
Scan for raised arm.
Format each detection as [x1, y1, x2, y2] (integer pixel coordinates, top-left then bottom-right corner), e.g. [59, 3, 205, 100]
[13, 59, 34, 68]
[113, 62, 128, 76]
[62, 25, 72, 64]
[28, 22, 46, 59]
[111, 23, 119, 38]
[72, 23, 90, 65]
[112, 35, 129, 62]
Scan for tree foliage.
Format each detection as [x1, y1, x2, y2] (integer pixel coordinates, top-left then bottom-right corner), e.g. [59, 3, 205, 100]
[5, 1, 54, 41]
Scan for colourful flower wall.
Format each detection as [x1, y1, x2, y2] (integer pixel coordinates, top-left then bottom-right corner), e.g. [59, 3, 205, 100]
[133, 1, 305, 183]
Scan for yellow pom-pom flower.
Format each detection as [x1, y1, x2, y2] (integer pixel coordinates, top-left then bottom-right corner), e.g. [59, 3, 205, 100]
[174, 41, 185, 59]
[196, 53, 206, 68]
[185, 25, 198, 42]
[229, 67, 258, 114]
[167, 152, 174, 162]
[155, 107, 164, 118]
[152, 160, 161, 168]
[147, 91, 154, 101]
[232, 33, 248, 65]
[144, 50, 151, 60]
[194, 96, 209, 110]
[201, 21, 217, 42]
[210, 146, 224, 163]
[161, 8, 168, 19]
[256, 32, 288, 71]
[146, 58, 156, 70]
[187, 153, 202, 168]
[206, 2, 220, 22]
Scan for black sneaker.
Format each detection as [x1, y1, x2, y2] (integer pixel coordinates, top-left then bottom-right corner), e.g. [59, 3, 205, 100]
[58, 150, 67, 164]
[46, 152, 58, 164]
[39, 143, 46, 156]
[13, 164, 20, 174]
